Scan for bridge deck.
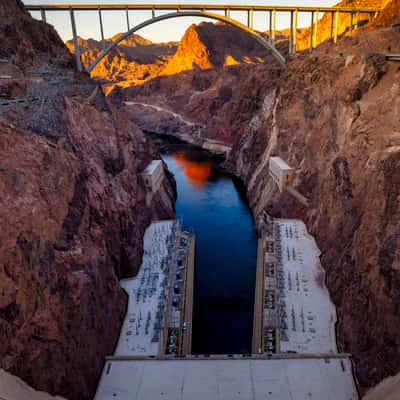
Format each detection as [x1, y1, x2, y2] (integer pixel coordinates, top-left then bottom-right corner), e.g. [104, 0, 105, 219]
[27, 4, 381, 13]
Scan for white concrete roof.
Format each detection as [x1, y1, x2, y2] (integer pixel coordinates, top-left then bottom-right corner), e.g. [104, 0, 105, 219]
[276, 219, 338, 354]
[270, 157, 293, 171]
[115, 220, 175, 356]
[95, 359, 358, 400]
[142, 160, 162, 175]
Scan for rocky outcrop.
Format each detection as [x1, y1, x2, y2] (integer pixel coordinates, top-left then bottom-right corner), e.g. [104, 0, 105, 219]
[0, 1, 175, 399]
[160, 22, 266, 76]
[0, 369, 66, 400]
[66, 34, 177, 83]
[0, 0, 71, 68]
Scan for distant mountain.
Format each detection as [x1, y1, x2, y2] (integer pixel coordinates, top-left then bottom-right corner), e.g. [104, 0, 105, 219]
[65, 22, 267, 83]
[65, 34, 177, 83]
[159, 22, 266, 76]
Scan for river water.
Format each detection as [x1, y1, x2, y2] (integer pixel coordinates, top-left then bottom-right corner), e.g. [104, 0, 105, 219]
[161, 144, 258, 355]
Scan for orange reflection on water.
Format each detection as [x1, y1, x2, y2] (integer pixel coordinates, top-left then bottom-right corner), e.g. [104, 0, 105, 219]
[173, 153, 213, 189]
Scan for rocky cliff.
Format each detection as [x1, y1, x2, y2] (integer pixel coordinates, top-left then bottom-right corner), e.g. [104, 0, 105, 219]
[0, 1, 175, 399]
[224, 2, 400, 394]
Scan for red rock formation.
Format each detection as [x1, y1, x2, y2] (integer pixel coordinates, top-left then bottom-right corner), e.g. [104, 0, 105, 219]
[159, 22, 266, 76]
[66, 34, 177, 83]
[0, 1, 175, 399]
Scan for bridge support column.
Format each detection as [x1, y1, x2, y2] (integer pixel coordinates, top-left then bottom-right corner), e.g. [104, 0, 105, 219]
[225, 8, 230, 18]
[126, 8, 130, 31]
[248, 9, 254, 29]
[40, 9, 46, 23]
[333, 10, 339, 44]
[349, 12, 353, 32]
[330, 12, 334, 39]
[70, 9, 83, 72]
[289, 10, 298, 54]
[152, 8, 155, 19]
[309, 11, 314, 53]
[314, 10, 319, 48]
[98, 8, 105, 50]
[269, 9, 276, 46]
[355, 11, 360, 29]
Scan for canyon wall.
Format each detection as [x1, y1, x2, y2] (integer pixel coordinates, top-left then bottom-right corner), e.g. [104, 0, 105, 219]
[0, 1, 175, 399]
[225, 3, 400, 394]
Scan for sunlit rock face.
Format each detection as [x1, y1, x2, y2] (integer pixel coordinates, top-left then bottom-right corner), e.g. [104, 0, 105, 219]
[0, 1, 175, 399]
[294, 0, 390, 51]
[66, 34, 177, 84]
[159, 22, 266, 76]
[68, 21, 267, 85]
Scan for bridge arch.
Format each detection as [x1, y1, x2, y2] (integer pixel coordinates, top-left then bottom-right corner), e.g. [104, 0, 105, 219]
[87, 10, 286, 73]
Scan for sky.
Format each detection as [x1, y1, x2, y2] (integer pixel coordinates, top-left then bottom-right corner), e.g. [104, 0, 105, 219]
[23, 1, 337, 43]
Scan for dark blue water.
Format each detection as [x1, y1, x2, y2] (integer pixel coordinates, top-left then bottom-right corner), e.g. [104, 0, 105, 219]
[162, 146, 257, 354]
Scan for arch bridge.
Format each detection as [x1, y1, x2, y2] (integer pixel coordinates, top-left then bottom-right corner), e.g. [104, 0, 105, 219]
[26, 3, 382, 72]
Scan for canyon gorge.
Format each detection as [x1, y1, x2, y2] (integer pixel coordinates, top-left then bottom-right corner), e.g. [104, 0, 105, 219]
[0, 0, 399, 399]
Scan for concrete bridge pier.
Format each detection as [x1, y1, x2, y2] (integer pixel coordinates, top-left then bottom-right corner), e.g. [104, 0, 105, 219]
[69, 9, 83, 72]
[355, 11, 360, 29]
[309, 11, 314, 52]
[333, 10, 339, 43]
[349, 12, 353, 32]
[269, 9, 276, 46]
[248, 9, 254, 29]
[40, 8, 46, 22]
[98, 8, 106, 50]
[289, 9, 298, 54]
[126, 8, 130, 31]
[313, 9, 319, 48]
